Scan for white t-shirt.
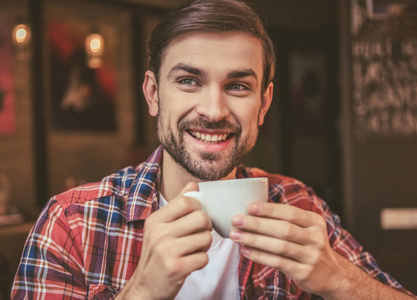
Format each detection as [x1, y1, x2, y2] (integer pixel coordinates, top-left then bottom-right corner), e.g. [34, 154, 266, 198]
[159, 193, 240, 300]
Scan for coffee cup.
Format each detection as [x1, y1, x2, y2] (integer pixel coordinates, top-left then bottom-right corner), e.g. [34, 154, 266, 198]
[184, 177, 268, 238]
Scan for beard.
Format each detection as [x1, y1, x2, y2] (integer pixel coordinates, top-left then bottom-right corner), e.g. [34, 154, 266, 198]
[157, 115, 258, 181]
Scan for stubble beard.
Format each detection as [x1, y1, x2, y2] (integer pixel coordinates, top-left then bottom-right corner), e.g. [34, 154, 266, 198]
[157, 115, 258, 181]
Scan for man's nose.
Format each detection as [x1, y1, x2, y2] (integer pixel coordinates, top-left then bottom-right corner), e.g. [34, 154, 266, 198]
[195, 87, 230, 122]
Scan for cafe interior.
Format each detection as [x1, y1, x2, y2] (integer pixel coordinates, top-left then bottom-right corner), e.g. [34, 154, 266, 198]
[1, 0, 417, 297]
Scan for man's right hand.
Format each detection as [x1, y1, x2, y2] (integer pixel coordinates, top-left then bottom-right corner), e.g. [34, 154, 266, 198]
[116, 182, 212, 300]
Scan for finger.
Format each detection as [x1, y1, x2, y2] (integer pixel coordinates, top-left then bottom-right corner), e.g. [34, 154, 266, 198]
[230, 229, 310, 263]
[154, 230, 212, 260]
[176, 230, 213, 255]
[167, 210, 212, 238]
[247, 202, 322, 228]
[152, 182, 201, 223]
[240, 245, 304, 276]
[232, 215, 311, 245]
[158, 250, 209, 281]
[179, 251, 210, 274]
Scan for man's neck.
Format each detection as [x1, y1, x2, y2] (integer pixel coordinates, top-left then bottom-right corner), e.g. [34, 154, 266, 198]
[160, 149, 236, 201]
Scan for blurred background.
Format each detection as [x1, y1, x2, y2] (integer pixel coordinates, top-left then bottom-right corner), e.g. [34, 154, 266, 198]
[1, 0, 417, 297]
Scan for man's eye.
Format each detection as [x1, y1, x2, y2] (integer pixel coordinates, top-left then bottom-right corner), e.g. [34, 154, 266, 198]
[229, 84, 248, 91]
[179, 78, 197, 86]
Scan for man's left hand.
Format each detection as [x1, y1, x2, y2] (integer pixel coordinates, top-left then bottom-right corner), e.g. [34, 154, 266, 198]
[230, 202, 340, 296]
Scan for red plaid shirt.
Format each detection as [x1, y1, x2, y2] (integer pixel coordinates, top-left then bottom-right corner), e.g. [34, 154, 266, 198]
[12, 146, 414, 299]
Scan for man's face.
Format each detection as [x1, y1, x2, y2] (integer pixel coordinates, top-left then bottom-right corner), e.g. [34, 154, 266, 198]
[145, 32, 272, 180]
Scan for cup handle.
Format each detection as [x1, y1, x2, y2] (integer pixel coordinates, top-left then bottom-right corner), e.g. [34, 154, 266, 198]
[183, 191, 205, 211]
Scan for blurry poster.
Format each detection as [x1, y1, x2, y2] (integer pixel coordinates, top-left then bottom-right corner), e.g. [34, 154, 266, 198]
[0, 13, 16, 135]
[48, 19, 117, 131]
[352, 0, 417, 137]
[289, 49, 326, 135]
[366, 0, 417, 19]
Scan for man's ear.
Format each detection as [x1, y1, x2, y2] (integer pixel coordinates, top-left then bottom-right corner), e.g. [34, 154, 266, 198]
[142, 70, 159, 117]
[258, 82, 274, 126]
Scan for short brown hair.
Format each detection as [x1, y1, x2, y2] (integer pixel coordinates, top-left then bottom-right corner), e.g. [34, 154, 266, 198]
[147, 0, 275, 93]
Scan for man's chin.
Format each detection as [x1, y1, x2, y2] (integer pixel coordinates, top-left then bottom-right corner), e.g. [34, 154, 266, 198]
[199, 151, 223, 162]
[184, 154, 235, 181]
[188, 166, 234, 181]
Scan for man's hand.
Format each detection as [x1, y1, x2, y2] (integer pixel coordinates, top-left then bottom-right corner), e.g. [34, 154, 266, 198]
[117, 182, 212, 300]
[230, 203, 415, 299]
[230, 202, 339, 295]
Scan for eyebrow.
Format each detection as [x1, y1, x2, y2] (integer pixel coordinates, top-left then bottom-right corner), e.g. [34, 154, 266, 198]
[168, 63, 206, 78]
[227, 69, 258, 82]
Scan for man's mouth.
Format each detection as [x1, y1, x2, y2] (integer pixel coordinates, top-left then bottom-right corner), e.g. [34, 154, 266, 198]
[188, 130, 232, 144]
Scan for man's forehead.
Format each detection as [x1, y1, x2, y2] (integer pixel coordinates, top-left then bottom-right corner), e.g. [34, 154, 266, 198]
[160, 31, 264, 75]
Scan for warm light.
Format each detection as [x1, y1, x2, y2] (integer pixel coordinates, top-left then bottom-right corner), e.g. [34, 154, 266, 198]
[85, 33, 104, 55]
[12, 24, 31, 45]
[85, 32, 104, 69]
[90, 37, 102, 53]
[16, 28, 27, 42]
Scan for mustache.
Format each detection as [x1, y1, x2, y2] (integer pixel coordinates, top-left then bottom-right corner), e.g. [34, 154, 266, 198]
[178, 118, 241, 132]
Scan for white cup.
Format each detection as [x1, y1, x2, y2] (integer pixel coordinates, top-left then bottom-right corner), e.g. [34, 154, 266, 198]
[184, 177, 268, 238]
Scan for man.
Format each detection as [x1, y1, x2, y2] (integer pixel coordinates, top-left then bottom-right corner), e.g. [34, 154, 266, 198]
[12, 0, 416, 299]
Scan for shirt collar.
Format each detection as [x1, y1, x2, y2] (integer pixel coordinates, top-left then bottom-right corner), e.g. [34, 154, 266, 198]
[125, 145, 163, 222]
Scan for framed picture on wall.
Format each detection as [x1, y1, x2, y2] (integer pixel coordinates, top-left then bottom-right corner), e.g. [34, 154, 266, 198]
[366, 0, 417, 19]
[288, 47, 327, 135]
[47, 16, 117, 132]
[0, 13, 16, 136]
[40, 2, 137, 202]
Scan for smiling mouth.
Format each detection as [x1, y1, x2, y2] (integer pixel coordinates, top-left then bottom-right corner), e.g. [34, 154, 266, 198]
[188, 130, 233, 144]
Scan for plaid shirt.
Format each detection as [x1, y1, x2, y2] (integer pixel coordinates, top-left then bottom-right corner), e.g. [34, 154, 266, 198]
[12, 146, 414, 299]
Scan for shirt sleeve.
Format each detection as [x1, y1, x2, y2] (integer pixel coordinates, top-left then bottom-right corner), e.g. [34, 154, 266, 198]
[316, 192, 415, 297]
[11, 197, 88, 299]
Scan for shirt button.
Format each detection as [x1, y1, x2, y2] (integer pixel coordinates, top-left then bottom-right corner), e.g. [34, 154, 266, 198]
[290, 283, 297, 294]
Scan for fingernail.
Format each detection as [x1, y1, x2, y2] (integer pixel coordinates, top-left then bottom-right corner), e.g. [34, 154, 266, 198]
[240, 247, 251, 256]
[232, 215, 244, 226]
[248, 203, 260, 214]
[230, 230, 243, 240]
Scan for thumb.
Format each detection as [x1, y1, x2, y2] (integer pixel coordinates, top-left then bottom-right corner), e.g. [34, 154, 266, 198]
[154, 182, 201, 223]
[181, 181, 199, 195]
[181, 182, 203, 211]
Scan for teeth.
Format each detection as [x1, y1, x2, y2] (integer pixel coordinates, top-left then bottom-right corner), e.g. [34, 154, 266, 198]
[190, 131, 230, 143]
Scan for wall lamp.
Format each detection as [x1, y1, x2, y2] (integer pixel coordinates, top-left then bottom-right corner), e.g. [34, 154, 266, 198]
[85, 32, 104, 69]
